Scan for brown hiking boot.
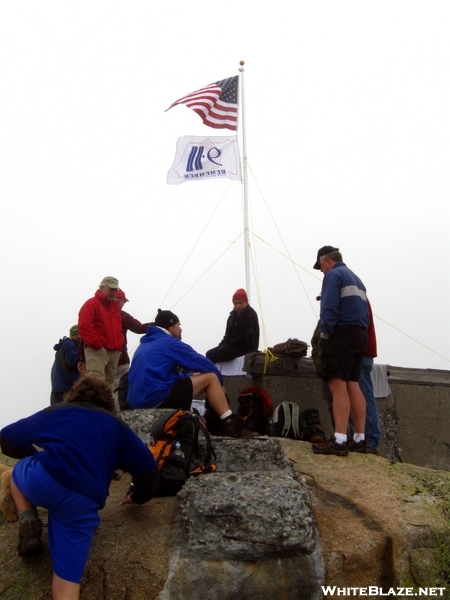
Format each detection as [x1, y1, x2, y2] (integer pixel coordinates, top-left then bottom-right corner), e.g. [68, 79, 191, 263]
[222, 414, 259, 438]
[312, 437, 349, 456]
[17, 519, 43, 556]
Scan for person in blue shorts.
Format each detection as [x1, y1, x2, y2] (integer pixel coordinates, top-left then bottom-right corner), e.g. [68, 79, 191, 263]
[0, 376, 159, 600]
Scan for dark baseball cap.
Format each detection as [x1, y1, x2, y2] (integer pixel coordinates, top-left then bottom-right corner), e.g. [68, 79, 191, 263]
[313, 246, 339, 270]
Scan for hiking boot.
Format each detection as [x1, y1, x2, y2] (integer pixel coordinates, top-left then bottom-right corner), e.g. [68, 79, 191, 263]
[222, 414, 259, 438]
[17, 519, 43, 556]
[312, 437, 349, 456]
[348, 439, 367, 453]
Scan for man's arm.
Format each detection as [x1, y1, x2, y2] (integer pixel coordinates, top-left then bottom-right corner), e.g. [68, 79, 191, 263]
[0, 413, 43, 459]
[127, 466, 160, 504]
[171, 340, 224, 385]
[244, 308, 260, 351]
[121, 312, 150, 335]
[320, 272, 342, 337]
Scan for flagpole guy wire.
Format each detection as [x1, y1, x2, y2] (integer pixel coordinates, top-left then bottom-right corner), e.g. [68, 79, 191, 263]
[239, 60, 251, 302]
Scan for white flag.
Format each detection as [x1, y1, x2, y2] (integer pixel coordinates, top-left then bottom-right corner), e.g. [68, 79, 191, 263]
[167, 135, 242, 185]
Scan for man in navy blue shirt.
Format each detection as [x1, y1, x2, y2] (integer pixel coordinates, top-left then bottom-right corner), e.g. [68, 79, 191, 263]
[311, 246, 369, 457]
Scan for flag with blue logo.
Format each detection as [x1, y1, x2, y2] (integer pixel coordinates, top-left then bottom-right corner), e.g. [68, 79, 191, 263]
[167, 135, 242, 185]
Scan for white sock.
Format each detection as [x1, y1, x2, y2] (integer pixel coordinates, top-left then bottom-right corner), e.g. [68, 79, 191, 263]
[334, 433, 347, 445]
[354, 433, 365, 442]
[220, 410, 232, 420]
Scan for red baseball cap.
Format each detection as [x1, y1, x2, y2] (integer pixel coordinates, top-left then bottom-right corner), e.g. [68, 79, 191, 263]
[115, 290, 129, 302]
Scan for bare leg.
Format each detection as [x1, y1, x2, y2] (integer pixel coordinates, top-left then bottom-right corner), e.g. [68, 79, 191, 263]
[327, 378, 351, 435]
[347, 380, 366, 433]
[190, 373, 229, 417]
[52, 574, 80, 600]
[10, 478, 34, 513]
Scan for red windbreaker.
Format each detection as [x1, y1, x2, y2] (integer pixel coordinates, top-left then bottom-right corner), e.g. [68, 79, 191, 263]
[78, 290, 124, 351]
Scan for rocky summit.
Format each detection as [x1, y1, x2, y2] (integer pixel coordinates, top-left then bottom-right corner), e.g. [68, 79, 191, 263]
[1, 408, 450, 599]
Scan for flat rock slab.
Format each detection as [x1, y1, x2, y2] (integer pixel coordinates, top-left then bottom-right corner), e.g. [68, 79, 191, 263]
[178, 470, 316, 560]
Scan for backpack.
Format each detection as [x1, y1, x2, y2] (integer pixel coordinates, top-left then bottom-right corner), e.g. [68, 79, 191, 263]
[273, 402, 326, 443]
[148, 410, 216, 496]
[236, 386, 274, 435]
[300, 408, 326, 443]
[269, 338, 308, 358]
[272, 402, 302, 439]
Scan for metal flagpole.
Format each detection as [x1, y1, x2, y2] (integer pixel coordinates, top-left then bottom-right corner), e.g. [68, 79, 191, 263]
[238, 60, 251, 301]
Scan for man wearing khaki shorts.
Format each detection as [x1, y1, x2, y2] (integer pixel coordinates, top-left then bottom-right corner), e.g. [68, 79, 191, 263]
[78, 276, 124, 387]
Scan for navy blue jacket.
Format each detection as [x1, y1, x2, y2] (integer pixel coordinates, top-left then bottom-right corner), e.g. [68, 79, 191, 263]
[0, 403, 158, 507]
[320, 261, 369, 337]
[50, 337, 80, 393]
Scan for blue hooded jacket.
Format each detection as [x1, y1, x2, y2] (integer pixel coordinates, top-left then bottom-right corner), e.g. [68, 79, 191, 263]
[127, 326, 224, 409]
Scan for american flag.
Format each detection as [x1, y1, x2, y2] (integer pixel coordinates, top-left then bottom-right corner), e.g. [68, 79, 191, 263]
[167, 76, 238, 131]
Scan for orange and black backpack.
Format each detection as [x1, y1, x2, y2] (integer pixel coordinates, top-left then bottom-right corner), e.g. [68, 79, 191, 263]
[148, 410, 216, 496]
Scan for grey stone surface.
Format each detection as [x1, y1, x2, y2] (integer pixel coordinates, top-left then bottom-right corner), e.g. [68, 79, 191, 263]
[157, 548, 326, 600]
[209, 437, 293, 472]
[178, 470, 316, 560]
[120, 408, 174, 444]
[120, 408, 325, 599]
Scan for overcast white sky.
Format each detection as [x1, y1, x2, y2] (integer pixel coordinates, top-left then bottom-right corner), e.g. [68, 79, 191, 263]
[1, 1, 449, 428]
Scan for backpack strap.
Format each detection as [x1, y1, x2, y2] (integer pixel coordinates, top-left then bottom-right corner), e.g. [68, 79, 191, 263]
[291, 403, 301, 439]
[280, 402, 291, 437]
[196, 415, 216, 466]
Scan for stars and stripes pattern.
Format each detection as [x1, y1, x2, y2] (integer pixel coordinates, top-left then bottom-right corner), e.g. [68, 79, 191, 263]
[166, 76, 238, 131]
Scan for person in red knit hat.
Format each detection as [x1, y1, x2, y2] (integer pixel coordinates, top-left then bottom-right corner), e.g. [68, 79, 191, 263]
[206, 288, 260, 363]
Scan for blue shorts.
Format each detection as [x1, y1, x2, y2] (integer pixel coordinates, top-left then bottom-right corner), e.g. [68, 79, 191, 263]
[12, 455, 101, 584]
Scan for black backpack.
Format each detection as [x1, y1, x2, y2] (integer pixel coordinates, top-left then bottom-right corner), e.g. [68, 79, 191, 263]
[300, 408, 326, 443]
[148, 410, 216, 496]
[236, 386, 274, 435]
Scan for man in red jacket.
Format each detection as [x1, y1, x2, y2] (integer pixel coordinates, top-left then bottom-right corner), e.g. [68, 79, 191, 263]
[78, 276, 124, 387]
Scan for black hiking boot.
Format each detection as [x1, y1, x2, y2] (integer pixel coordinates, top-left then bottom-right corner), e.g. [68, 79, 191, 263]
[222, 414, 259, 438]
[348, 439, 367, 453]
[17, 519, 43, 556]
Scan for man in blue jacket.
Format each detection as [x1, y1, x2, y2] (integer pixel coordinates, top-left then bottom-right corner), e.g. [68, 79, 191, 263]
[50, 325, 82, 404]
[128, 309, 256, 438]
[311, 246, 369, 457]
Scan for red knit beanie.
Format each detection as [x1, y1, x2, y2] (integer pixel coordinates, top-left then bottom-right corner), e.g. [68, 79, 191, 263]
[232, 288, 248, 303]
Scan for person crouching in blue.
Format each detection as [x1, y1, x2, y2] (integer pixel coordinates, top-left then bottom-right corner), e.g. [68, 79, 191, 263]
[0, 376, 159, 600]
